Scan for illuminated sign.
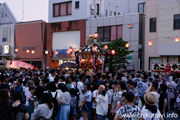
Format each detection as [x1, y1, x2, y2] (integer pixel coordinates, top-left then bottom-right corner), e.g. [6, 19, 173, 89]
[4, 45, 9, 54]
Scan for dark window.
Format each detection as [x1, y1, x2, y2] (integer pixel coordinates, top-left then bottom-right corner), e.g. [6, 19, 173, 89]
[174, 15, 180, 29]
[97, 27, 111, 42]
[150, 18, 156, 32]
[75, 1, 79, 9]
[96, 4, 99, 15]
[53, 2, 72, 17]
[138, 3, 145, 14]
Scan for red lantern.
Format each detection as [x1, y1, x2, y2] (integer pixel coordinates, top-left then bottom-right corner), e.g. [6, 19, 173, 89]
[148, 40, 152, 46]
[104, 45, 108, 49]
[81, 59, 85, 63]
[94, 33, 98, 39]
[111, 49, 115, 55]
[92, 46, 97, 52]
[50, 50, 53, 56]
[69, 47, 73, 54]
[125, 43, 130, 48]
[91, 59, 93, 63]
[55, 50, 58, 55]
[175, 36, 179, 42]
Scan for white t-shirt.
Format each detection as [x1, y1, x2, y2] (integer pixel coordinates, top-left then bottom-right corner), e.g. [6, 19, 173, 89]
[92, 90, 98, 109]
[49, 76, 55, 82]
[96, 94, 108, 116]
[151, 92, 159, 108]
[56, 89, 63, 97]
[141, 106, 161, 120]
[51, 91, 60, 100]
[77, 81, 84, 105]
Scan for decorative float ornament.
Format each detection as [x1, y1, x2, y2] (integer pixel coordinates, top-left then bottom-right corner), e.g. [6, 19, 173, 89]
[125, 43, 130, 48]
[81, 59, 85, 63]
[148, 40, 152, 46]
[175, 36, 179, 42]
[91, 59, 93, 63]
[104, 45, 108, 49]
[69, 47, 73, 54]
[111, 49, 115, 55]
[92, 46, 97, 52]
[94, 33, 98, 39]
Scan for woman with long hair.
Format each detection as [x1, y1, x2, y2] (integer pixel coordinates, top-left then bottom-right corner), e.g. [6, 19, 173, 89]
[0, 89, 14, 120]
[80, 82, 92, 120]
[140, 93, 163, 120]
[32, 92, 54, 119]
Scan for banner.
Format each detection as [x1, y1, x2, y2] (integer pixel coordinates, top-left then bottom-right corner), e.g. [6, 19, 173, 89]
[7, 61, 34, 69]
[151, 63, 180, 73]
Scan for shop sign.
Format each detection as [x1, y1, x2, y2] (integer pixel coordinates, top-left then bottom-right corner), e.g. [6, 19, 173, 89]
[152, 63, 180, 73]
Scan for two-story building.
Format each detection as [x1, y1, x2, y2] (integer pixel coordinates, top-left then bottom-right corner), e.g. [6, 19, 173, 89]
[0, 3, 17, 66]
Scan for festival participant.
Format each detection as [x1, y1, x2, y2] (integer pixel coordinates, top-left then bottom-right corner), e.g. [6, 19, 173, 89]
[140, 93, 163, 120]
[31, 92, 53, 120]
[80, 82, 92, 120]
[95, 85, 108, 120]
[114, 92, 141, 120]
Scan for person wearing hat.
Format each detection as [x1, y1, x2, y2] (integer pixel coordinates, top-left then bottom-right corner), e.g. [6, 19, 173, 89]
[141, 93, 163, 120]
[95, 85, 108, 120]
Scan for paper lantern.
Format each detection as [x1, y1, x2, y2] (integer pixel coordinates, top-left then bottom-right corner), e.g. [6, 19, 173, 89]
[69, 47, 73, 54]
[94, 33, 98, 39]
[148, 40, 152, 46]
[111, 49, 115, 55]
[104, 45, 108, 49]
[26, 49, 30, 53]
[125, 43, 130, 48]
[45, 50, 49, 54]
[31, 50, 35, 54]
[15, 48, 18, 52]
[175, 36, 179, 42]
[55, 50, 58, 55]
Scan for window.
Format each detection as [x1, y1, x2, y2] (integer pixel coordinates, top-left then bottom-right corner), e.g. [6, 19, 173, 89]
[98, 27, 110, 42]
[150, 18, 156, 32]
[96, 4, 99, 15]
[75, 1, 79, 9]
[98, 25, 123, 42]
[53, 2, 72, 17]
[174, 15, 180, 29]
[138, 3, 145, 14]
[2, 27, 9, 42]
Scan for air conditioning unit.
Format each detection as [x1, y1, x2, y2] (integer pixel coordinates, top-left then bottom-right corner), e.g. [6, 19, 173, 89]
[90, 4, 95, 10]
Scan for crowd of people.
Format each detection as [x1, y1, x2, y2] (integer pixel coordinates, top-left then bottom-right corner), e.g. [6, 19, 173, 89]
[0, 67, 180, 120]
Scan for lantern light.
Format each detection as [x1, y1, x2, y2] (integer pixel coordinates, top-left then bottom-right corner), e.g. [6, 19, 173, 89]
[31, 50, 35, 54]
[175, 36, 179, 42]
[45, 50, 49, 54]
[148, 40, 152, 46]
[15, 48, 18, 52]
[81, 59, 85, 63]
[26, 49, 30, 53]
[67, 50, 70, 54]
[69, 47, 73, 54]
[90, 59, 93, 63]
[125, 43, 130, 48]
[111, 49, 115, 55]
[55, 50, 58, 55]
[94, 33, 98, 39]
[92, 46, 97, 52]
[104, 45, 108, 49]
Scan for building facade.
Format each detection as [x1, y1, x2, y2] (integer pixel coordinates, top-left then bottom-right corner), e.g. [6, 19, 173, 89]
[87, 14, 144, 71]
[145, 0, 180, 71]
[0, 3, 17, 65]
[15, 21, 46, 68]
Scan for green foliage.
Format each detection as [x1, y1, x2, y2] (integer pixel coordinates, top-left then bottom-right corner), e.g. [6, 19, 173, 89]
[101, 38, 133, 72]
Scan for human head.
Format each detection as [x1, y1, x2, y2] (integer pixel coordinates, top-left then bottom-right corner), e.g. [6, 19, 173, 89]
[99, 85, 105, 92]
[104, 81, 110, 89]
[69, 75, 74, 83]
[17, 78, 23, 85]
[59, 76, 65, 82]
[160, 83, 167, 92]
[125, 91, 134, 103]
[128, 81, 136, 89]
[41, 92, 53, 109]
[151, 81, 158, 91]
[162, 76, 167, 83]
[47, 82, 57, 92]
[116, 76, 121, 83]
[118, 81, 126, 90]
[29, 86, 35, 94]
[96, 73, 102, 79]
[14, 71, 19, 77]
[54, 77, 59, 84]
[84, 82, 91, 90]
[13, 91, 22, 101]
[79, 74, 85, 81]
[110, 81, 116, 89]
[0, 89, 10, 105]
[144, 93, 157, 106]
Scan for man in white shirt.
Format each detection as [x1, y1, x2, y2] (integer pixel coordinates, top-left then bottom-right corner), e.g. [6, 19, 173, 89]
[49, 70, 56, 82]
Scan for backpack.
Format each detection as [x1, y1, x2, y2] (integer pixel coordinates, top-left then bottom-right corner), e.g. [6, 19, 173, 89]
[50, 91, 59, 119]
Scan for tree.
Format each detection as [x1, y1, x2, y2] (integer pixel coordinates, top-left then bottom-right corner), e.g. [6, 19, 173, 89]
[101, 38, 133, 72]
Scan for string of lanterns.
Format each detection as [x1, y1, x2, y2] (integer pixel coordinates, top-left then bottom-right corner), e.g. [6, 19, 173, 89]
[15, 48, 35, 54]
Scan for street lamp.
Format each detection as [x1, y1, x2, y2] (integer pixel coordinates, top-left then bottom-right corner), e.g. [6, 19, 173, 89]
[45, 50, 49, 55]
[15, 48, 18, 52]
[31, 50, 35, 54]
[26, 49, 30, 53]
